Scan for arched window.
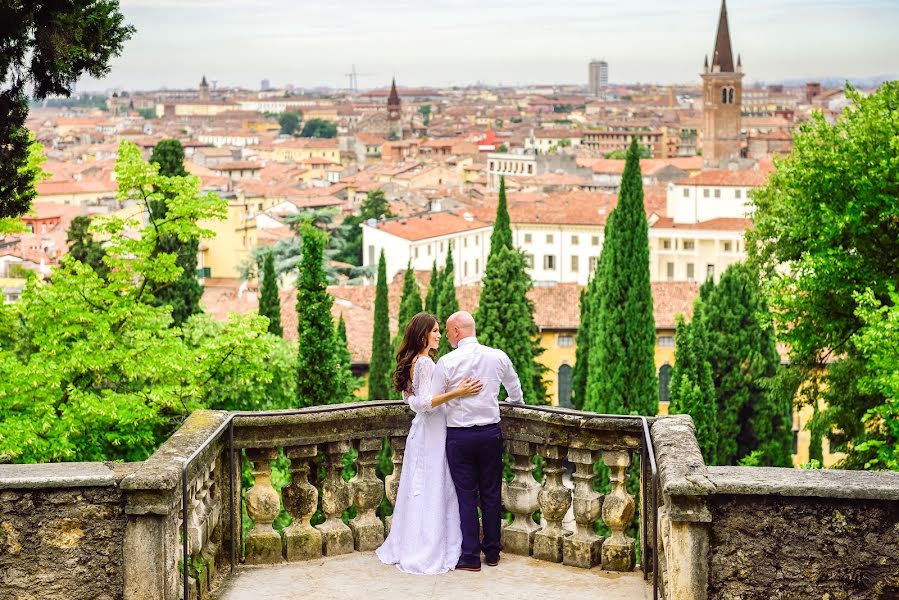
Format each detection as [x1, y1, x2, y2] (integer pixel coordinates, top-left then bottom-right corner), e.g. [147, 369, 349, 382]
[558, 364, 573, 408]
[721, 88, 728, 104]
[728, 87, 735, 104]
[658, 364, 673, 404]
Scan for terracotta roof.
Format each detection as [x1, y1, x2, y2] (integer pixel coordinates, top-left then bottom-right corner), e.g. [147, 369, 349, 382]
[374, 211, 491, 241]
[212, 161, 262, 171]
[652, 217, 752, 231]
[36, 180, 117, 196]
[674, 167, 773, 187]
[273, 138, 340, 149]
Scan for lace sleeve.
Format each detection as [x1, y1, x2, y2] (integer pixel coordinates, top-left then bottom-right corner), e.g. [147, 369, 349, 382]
[407, 357, 437, 413]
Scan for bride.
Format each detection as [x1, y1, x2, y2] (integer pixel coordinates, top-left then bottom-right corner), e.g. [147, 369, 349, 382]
[376, 312, 483, 574]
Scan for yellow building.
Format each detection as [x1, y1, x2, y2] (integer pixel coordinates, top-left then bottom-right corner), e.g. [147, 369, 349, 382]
[258, 139, 341, 164]
[198, 198, 258, 280]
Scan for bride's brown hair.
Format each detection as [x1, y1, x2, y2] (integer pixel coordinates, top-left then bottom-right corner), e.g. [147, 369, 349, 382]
[394, 312, 438, 393]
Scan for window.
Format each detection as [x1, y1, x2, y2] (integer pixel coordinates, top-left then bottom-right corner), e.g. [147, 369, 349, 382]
[544, 255, 556, 270]
[463, 237, 468, 248]
[524, 233, 532, 244]
[658, 336, 675, 347]
[475, 259, 479, 273]
[368, 245, 375, 266]
[440, 241, 444, 252]
[659, 364, 673, 403]
[683, 240, 695, 251]
[464, 261, 468, 277]
[707, 264, 715, 279]
[703, 189, 710, 198]
[589, 256, 598, 272]
[592, 236, 600, 246]
[557, 335, 574, 348]
[683, 188, 690, 197]
[571, 235, 579, 245]
[662, 239, 671, 250]
[414, 247, 419, 259]
[558, 364, 573, 408]
[525, 254, 535, 268]
[735, 189, 742, 199]
[721, 88, 728, 104]
[546, 234, 554, 244]
[729, 88, 735, 104]
[570, 255, 579, 272]
[714, 188, 721, 198]
[666, 262, 674, 280]
[723, 241, 732, 252]
[475, 236, 479, 246]
[687, 263, 695, 280]
[427, 244, 432, 256]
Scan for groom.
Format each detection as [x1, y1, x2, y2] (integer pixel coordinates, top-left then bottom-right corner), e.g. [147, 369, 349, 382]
[431, 311, 524, 571]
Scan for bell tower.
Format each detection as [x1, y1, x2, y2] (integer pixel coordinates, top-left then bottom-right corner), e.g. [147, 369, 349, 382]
[701, 0, 743, 165]
[387, 78, 401, 122]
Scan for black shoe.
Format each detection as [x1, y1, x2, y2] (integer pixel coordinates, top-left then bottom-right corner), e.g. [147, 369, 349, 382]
[455, 559, 481, 572]
[485, 555, 500, 567]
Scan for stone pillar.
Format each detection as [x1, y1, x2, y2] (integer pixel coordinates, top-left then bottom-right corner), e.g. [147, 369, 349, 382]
[243, 447, 282, 564]
[501, 440, 540, 556]
[384, 436, 405, 535]
[123, 499, 180, 600]
[315, 440, 353, 556]
[665, 496, 710, 600]
[601, 450, 636, 571]
[282, 444, 321, 561]
[349, 437, 385, 551]
[563, 448, 603, 568]
[533, 445, 572, 563]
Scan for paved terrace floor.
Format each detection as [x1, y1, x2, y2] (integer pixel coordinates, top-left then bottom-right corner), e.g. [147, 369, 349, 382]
[216, 552, 652, 600]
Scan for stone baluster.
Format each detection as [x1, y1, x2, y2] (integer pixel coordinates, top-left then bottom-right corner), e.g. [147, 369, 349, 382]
[563, 448, 603, 568]
[384, 436, 405, 535]
[501, 440, 540, 556]
[282, 444, 321, 561]
[243, 447, 282, 564]
[315, 440, 354, 555]
[533, 445, 572, 562]
[349, 437, 386, 551]
[601, 450, 636, 571]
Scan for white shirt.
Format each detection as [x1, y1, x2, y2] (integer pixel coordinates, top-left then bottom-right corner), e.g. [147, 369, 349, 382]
[431, 337, 524, 427]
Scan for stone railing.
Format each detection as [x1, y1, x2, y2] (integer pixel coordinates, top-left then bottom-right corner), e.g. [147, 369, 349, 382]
[651, 415, 899, 600]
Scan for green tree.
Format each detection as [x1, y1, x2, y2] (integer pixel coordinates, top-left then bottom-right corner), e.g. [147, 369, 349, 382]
[425, 260, 440, 314]
[301, 118, 337, 138]
[490, 176, 513, 253]
[259, 250, 282, 336]
[0, 133, 48, 234]
[1, 1, 133, 220]
[66, 216, 108, 279]
[148, 139, 203, 326]
[605, 145, 651, 160]
[572, 273, 600, 410]
[0, 142, 297, 463]
[335, 314, 359, 398]
[584, 139, 656, 416]
[748, 83, 899, 470]
[668, 313, 718, 464]
[437, 246, 459, 356]
[701, 263, 789, 466]
[396, 263, 423, 335]
[295, 224, 347, 406]
[332, 189, 393, 266]
[278, 111, 300, 136]
[368, 250, 392, 400]
[475, 246, 540, 404]
[418, 104, 432, 126]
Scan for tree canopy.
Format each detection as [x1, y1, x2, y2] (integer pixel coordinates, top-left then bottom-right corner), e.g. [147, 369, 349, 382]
[279, 111, 300, 136]
[301, 118, 337, 138]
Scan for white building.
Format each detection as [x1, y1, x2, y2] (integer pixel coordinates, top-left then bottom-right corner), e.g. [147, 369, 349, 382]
[361, 211, 492, 286]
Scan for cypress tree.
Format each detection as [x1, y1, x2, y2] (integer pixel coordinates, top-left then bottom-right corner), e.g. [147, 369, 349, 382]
[296, 224, 345, 406]
[668, 313, 718, 464]
[489, 176, 513, 254]
[584, 139, 657, 416]
[436, 245, 459, 356]
[66, 216, 108, 279]
[368, 250, 392, 400]
[259, 250, 282, 336]
[336, 314, 358, 398]
[396, 262, 423, 334]
[572, 270, 602, 410]
[475, 246, 540, 404]
[425, 260, 440, 314]
[702, 263, 790, 466]
[148, 139, 202, 326]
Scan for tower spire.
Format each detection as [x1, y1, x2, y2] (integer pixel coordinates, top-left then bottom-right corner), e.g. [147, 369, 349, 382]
[387, 77, 400, 108]
[711, 0, 735, 72]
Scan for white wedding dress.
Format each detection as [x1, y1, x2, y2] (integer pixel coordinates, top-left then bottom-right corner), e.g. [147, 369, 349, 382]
[376, 356, 462, 574]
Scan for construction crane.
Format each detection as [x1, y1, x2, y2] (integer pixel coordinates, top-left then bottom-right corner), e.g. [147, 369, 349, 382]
[344, 65, 374, 93]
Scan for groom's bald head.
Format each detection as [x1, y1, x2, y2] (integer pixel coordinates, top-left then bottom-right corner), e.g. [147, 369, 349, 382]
[446, 311, 476, 348]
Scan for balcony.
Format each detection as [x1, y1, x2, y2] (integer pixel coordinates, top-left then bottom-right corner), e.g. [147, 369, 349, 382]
[1, 403, 897, 600]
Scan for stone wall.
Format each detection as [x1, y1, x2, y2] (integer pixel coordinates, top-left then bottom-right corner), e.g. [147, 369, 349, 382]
[0, 463, 134, 600]
[708, 493, 899, 599]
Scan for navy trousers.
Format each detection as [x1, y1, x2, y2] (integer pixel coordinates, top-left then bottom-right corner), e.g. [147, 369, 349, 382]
[446, 423, 504, 565]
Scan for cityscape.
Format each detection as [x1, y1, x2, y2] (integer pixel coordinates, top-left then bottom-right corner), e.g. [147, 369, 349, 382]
[0, 1, 897, 598]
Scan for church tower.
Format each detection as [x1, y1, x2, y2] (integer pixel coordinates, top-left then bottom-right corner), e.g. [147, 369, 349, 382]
[701, 1, 743, 165]
[199, 75, 210, 101]
[386, 78, 401, 122]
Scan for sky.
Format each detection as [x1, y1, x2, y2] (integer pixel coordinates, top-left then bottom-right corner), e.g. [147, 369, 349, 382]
[82, 0, 899, 91]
